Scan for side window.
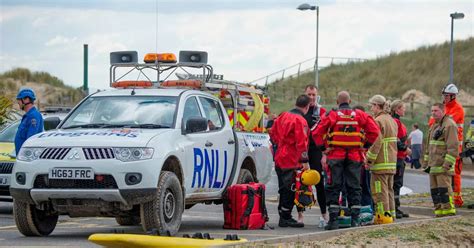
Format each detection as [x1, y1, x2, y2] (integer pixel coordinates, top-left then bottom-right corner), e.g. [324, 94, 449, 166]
[183, 97, 202, 125]
[199, 97, 224, 131]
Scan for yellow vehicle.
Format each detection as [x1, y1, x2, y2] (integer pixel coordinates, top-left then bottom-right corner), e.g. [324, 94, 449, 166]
[0, 114, 66, 201]
[0, 120, 19, 201]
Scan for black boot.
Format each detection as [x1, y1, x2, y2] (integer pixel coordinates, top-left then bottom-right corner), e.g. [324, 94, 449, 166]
[395, 209, 403, 219]
[350, 207, 361, 227]
[325, 212, 339, 230]
[397, 209, 409, 218]
[279, 218, 304, 228]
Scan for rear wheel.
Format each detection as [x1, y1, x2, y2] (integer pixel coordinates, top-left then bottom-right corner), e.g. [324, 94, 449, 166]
[237, 168, 255, 184]
[14, 200, 58, 236]
[140, 171, 183, 235]
[115, 215, 141, 226]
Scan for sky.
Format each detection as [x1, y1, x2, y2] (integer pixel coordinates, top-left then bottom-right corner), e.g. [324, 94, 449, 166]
[1, 0, 473, 90]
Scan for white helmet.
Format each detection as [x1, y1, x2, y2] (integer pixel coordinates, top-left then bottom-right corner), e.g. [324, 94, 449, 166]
[442, 83, 459, 95]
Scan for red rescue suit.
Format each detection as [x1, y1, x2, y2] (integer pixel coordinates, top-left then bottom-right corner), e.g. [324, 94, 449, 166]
[429, 99, 465, 207]
[393, 116, 408, 159]
[270, 109, 309, 169]
[312, 104, 379, 161]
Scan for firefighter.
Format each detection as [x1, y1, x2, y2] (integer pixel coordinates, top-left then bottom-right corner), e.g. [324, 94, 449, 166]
[312, 91, 379, 230]
[366, 95, 398, 224]
[302, 85, 328, 225]
[390, 100, 410, 219]
[429, 84, 465, 207]
[424, 103, 458, 217]
[14, 88, 44, 155]
[270, 95, 311, 228]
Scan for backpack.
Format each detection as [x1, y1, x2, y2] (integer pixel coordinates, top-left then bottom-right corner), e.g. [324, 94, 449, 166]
[223, 183, 269, 230]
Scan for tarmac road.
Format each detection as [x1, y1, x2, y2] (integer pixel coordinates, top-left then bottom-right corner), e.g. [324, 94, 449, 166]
[1, 170, 472, 247]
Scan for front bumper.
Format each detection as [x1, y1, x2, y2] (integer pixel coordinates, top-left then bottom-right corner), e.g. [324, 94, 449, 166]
[10, 187, 156, 205]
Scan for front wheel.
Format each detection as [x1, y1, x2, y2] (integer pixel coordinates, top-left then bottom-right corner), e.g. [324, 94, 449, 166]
[237, 168, 255, 184]
[13, 200, 58, 236]
[140, 171, 184, 235]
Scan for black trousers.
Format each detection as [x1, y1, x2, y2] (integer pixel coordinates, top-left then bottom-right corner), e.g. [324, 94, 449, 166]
[393, 158, 406, 210]
[325, 159, 362, 216]
[308, 146, 327, 214]
[276, 167, 296, 220]
[360, 168, 373, 207]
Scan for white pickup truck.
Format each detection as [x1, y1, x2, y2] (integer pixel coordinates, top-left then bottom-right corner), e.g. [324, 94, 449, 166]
[10, 50, 273, 236]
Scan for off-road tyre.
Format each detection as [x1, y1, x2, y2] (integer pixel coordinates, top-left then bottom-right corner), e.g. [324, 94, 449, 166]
[13, 200, 58, 236]
[140, 171, 183, 235]
[237, 168, 255, 184]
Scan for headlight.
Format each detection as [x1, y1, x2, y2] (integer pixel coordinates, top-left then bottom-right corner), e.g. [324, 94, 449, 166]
[17, 147, 45, 162]
[114, 148, 154, 162]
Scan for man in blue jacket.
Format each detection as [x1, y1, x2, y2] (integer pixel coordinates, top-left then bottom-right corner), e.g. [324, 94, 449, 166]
[14, 88, 43, 154]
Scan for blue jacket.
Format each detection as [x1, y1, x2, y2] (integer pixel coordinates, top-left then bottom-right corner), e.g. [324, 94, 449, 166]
[15, 107, 44, 154]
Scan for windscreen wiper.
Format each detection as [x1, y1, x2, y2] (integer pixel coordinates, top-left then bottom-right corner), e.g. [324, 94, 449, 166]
[62, 123, 109, 129]
[126, 124, 171, 129]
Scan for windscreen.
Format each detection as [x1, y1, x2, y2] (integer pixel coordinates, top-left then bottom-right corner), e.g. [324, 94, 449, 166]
[61, 96, 177, 129]
[0, 121, 20, 142]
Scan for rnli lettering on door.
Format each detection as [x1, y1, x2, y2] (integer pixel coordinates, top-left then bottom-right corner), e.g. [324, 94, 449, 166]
[191, 148, 227, 188]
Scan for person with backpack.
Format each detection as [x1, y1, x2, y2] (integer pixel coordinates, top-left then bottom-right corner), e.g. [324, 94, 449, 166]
[270, 95, 311, 228]
[312, 91, 379, 230]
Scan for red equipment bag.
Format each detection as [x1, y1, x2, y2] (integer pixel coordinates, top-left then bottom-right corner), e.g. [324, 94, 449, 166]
[223, 182, 269, 230]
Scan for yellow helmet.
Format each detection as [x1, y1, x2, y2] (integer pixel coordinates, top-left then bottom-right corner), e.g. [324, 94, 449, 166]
[301, 169, 320, 186]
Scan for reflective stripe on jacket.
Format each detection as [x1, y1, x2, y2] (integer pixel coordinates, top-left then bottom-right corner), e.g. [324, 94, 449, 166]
[429, 99, 464, 144]
[367, 112, 398, 174]
[424, 115, 459, 175]
[312, 103, 379, 162]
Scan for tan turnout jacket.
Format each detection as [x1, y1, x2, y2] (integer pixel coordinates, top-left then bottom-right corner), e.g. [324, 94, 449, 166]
[423, 115, 459, 175]
[367, 112, 398, 174]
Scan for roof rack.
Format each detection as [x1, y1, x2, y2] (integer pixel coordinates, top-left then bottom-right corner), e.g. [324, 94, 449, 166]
[109, 50, 269, 132]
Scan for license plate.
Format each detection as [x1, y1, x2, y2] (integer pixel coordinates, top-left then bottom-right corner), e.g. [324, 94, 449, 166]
[49, 168, 94, 180]
[0, 175, 9, 186]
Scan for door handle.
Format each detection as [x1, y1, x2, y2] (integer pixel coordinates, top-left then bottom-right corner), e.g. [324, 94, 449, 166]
[228, 139, 235, 145]
[205, 141, 213, 147]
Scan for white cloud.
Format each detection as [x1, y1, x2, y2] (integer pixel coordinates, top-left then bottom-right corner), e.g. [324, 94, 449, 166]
[1, 1, 473, 90]
[45, 35, 78, 47]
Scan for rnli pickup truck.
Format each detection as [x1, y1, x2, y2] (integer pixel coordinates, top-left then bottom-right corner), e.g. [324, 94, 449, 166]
[10, 50, 273, 237]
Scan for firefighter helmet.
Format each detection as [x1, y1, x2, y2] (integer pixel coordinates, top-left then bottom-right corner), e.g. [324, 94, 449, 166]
[301, 169, 320, 186]
[442, 83, 459, 95]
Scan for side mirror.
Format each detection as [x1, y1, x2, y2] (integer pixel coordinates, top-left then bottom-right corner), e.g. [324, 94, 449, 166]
[182, 117, 208, 134]
[44, 117, 61, 131]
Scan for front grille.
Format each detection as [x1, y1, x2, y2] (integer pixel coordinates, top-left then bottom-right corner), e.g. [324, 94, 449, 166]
[40, 148, 71, 160]
[83, 148, 115, 160]
[33, 174, 118, 189]
[0, 162, 14, 174]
